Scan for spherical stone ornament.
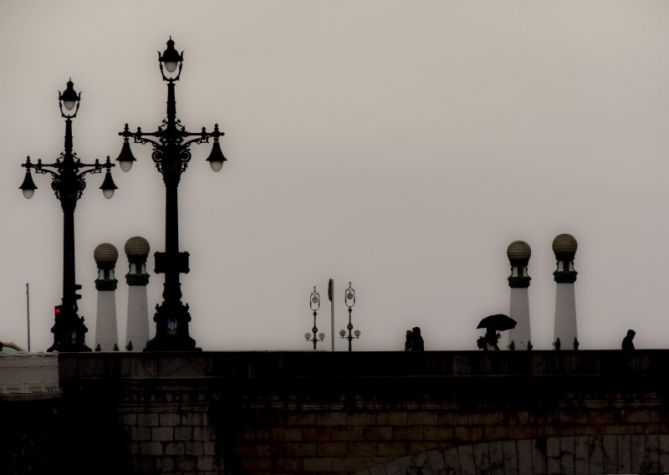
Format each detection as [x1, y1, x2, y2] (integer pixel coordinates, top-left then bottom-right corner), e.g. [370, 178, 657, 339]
[94, 243, 118, 266]
[507, 240, 531, 265]
[552, 233, 578, 260]
[125, 236, 150, 259]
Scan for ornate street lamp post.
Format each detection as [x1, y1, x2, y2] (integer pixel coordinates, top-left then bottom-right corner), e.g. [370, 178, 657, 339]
[304, 287, 325, 350]
[338, 282, 361, 351]
[116, 38, 227, 351]
[19, 79, 118, 352]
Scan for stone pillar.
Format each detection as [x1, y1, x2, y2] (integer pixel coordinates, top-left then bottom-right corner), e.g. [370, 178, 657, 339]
[553, 233, 578, 349]
[94, 243, 119, 352]
[507, 240, 531, 350]
[124, 237, 150, 351]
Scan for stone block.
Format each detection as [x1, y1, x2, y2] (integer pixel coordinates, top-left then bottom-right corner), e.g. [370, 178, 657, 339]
[530, 437, 548, 475]
[348, 413, 377, 426]
[588, 436, 603, 474]
[132, 425, 152, 441]
[377, 412, 408, 426]
[203, 441, 216, 456]
[406, 412, 435, 426]
[173, 455, 197, 471]
[377, 442, 408, 457]
[546, 437, 560, 475]
[408, 442, 439, 454]
[427, 449, 446, 471]
[138, 413, 159, 427]
[302, 426, 333, 441]
[454, 426, 483, 443]
[287, 413, 316, 426]
[197, 456, 215, 471]
[438, 412, 469, 425]
[156, 456, 175, 471]
[660, 435, 669, 472]
[160, 413, 179, 427]
[285, 442, 317, 456]
[641, 434, 660, 474]
[152, 426, 174, 442]
[331, 426, 363, 441]
[122, 413, 137, 426]
[316, 412, 347, 426]
[180, 412, 203, 426]
[303, 457, 333, 471]
[363, 426, 393, 441]
[487, 441, 504, 475]
[472, 442, 490, 473]
[139, 442, 163, 456]
[457, 445, 476, 475]
[442, 448, 460, 475]
[347, 442, 378, 456]
[518, 439, 535, 475]
[193, 427, 211, 442]
[573, 435, 589, 474]
[383, 455, 412, 475]
[618, 434, 632, 473]
[559, 436, 574, 474]
[393, 426, 424, 441]
[271, 427, 302, 441]
[423, 426, 454, 441]
[174, 426, 192, 441]
[602, 434, 617, 474]
[185, 441, 203, 456]
[276, 457, 302, 472]
[317, 442, 348, 456]
[164, 442, 185, 456]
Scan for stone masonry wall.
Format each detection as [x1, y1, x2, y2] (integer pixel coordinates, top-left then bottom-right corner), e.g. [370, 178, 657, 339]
[51, 351, 669, 474]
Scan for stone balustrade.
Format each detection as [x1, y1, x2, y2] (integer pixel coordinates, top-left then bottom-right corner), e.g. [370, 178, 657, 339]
[0, 353, 59, 399]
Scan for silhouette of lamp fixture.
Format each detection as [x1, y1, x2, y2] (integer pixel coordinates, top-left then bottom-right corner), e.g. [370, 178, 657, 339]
[305, 287, 325, 350]
[339, 282, 361, 351]
[20, 79, 118, 352]
[115, 37, 227, 351]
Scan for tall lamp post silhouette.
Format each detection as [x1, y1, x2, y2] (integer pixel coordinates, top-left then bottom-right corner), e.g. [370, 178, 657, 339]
[19, 79, 118, 352]
[339, 282, 360, 351]
[116, 38, 227, 351]
[305, 287, 325, 350]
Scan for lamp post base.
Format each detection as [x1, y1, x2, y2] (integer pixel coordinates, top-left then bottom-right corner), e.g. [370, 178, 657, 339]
[143, 301, 201, 352]
[144, 335, 201, 352]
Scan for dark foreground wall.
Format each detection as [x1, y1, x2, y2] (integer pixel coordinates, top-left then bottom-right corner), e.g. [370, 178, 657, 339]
[7, 350, 669, 474]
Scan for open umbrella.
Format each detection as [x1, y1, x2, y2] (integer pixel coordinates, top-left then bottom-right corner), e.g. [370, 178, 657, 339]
[477, 314, 517, 331]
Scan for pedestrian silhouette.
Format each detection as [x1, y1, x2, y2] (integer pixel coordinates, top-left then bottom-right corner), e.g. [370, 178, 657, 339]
[411, 327, 424, 351]
[622, 329, 636, 350]
[404, 329, 414, 351]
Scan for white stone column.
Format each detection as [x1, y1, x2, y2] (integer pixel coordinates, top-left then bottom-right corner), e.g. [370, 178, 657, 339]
[94, 243, 119, 352]
[552, 234, 578, 349]
[506, 241, 532, 350]
[125, 236, 150, 351]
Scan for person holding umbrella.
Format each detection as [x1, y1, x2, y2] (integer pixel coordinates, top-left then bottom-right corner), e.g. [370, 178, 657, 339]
[477, 314, 517, 351]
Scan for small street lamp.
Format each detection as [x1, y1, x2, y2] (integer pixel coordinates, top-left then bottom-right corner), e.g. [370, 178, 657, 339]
[116, 37, 227, 351]
[305, 287, 325, 350]
[19, 79, 117, 352]
[339, 282, 360, 351]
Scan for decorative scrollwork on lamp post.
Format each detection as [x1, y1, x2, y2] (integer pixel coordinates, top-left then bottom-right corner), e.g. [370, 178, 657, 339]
[305, 287, 325, 350]
[339, 282, 361, 351]
[19, 79, 118, 352]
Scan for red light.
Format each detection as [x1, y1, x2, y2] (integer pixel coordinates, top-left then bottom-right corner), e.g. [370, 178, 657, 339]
[54, 306, 62, 316]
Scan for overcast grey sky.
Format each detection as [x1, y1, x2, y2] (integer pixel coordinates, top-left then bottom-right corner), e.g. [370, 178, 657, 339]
[2, 0, 669, 351]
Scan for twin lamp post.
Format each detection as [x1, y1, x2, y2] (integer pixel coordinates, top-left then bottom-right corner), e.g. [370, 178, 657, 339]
[19, 38, 227, 352]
